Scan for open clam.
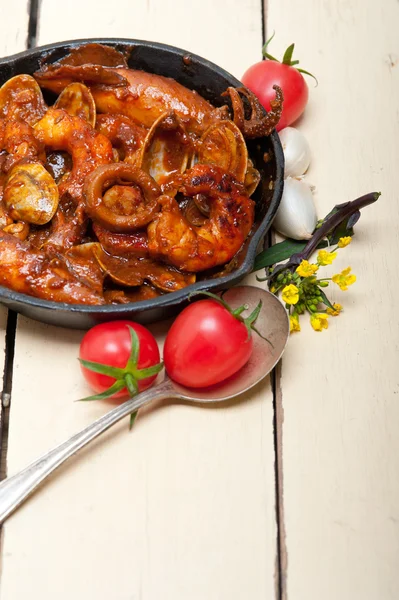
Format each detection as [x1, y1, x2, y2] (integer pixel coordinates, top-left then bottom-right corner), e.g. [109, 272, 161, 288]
[4, 161, 59, 225]
[64, 243, 105, 293]
[0, 74, 47, 125]
[137, 112, 192, 186]
[54, 82, 96, 127]
[93, 245, 196, 292]
[195, 120, 248, 183]
[244, 158, 261, 196]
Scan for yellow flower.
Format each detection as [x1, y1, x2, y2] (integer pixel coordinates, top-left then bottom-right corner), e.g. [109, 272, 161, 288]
[332, 267, 356, 291]
[282, 284, 299, 305]
[310, 313, 329, 331]
[338, 236, 352, 248]
[289, 314, 301, 332]
[270, 285, 277, 293]
[326, 303, 343, 316]
[296, 260, 318, 278]
[317, 249, 337, 266]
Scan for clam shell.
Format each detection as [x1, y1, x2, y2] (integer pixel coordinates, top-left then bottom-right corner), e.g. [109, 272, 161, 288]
[4, 161, 59, 225]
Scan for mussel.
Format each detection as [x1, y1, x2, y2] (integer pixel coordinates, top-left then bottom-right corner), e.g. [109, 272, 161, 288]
[4, 161, 59, 225]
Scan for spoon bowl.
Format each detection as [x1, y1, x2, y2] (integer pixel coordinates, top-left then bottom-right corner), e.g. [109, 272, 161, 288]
[0, 286, 289, 523]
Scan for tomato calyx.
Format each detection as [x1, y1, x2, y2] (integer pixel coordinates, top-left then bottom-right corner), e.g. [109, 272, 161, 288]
[78, 325, 164, 407]
[188, 290, 272, 344]
[262, 31, 318, 84]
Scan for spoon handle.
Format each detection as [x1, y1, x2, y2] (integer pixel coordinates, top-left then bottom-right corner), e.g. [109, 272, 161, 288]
[0, 379, 174, 524]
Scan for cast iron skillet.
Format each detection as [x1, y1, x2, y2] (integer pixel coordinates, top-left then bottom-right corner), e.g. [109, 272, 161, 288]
[0, 38, 284, 329]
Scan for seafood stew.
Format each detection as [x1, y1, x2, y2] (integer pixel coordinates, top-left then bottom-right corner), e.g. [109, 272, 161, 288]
[0, 39, 284, 328]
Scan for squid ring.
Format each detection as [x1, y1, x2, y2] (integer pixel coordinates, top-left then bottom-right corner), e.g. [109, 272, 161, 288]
[84, 163, 161, 232]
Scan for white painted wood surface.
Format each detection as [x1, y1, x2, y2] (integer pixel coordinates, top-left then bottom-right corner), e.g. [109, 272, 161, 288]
[266, 0, 399, 598]
[1, 0, 398, 598]
[0, 1, 31, 430]
[0, 2, 278, 599]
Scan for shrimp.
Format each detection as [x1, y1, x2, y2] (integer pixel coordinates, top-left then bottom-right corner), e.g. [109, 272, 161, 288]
[0, 230, 104, 305]
[33, 107, 114, 202]
[147, 164, 255, 272]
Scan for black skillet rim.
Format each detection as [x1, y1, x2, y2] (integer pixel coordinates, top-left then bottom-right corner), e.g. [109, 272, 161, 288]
[0, 37, 284, 317]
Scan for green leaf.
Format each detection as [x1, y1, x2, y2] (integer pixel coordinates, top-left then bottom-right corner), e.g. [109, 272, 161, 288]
[124, 372, 139, 396]
[253, 238, 334, 272]
[126, 326, 140, 371]
[282, 43, 295, 65]
[262, 30, 276, 55]
[77, 379, 126, 402]
[328, 214, 357, 245]
[254, 239, 307, 270]
[129, 411, 138, 430]
[318, 289, 334, 310]
[297, 68, 318, 85]
[135, 362, 164, 380]
[262, 51, 279, 62]
[78, 358, 125, 380]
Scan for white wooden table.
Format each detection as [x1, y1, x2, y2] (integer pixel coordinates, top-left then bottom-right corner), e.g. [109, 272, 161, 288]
[0, 1, 398, 598]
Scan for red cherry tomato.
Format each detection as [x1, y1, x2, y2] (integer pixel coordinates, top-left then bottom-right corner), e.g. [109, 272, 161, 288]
[242, 60, 308, 131]
[163, 299, 255, 388]
[79, 320, 161, 399]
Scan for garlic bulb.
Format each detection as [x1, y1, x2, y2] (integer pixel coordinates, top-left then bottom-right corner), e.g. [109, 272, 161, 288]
[279, 127, 311, 177]
[273, 177, 317, 240]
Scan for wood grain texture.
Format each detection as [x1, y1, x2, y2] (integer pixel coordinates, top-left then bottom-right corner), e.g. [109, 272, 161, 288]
[0, 2, 278, 599]
[0, 0, 30, 57]
[36, 0, 263, 79]
[266, 0, 399, 598]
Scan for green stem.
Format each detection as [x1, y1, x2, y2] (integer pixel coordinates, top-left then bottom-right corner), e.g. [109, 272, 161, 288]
[78, 325, 163, 404]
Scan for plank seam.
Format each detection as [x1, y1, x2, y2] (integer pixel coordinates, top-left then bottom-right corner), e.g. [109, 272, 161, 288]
[27, 0, 40, 48]
[272, 361, 287, 599]
[0, 311, 17, 483]
[262, 1, 287, 596]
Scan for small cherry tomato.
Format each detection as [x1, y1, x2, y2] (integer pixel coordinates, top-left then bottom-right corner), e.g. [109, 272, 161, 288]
[163, 294, 264, 388]
[241, 37, 316, 131]
[79, 320, 162, 400]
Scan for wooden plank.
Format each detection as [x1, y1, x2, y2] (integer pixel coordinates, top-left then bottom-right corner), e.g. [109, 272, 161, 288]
[266, 0, 399, 598]
[0, 0, 30, 58]
[0, 1, 31, 458]
[36, 0, 262, 78]
[0, 2, 279, 599]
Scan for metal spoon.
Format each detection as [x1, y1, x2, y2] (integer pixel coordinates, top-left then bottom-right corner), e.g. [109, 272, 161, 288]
[0, 285, 289, 524]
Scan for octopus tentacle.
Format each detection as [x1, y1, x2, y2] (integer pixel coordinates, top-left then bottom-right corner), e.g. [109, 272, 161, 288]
[223, 84, 284, 139]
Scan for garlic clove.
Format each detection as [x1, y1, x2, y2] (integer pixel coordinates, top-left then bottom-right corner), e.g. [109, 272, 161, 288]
[273, 177, 317, 240]
[279, 127, 311, 177]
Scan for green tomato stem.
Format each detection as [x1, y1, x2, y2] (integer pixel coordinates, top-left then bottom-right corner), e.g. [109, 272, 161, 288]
[78, 325, 163, 404]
